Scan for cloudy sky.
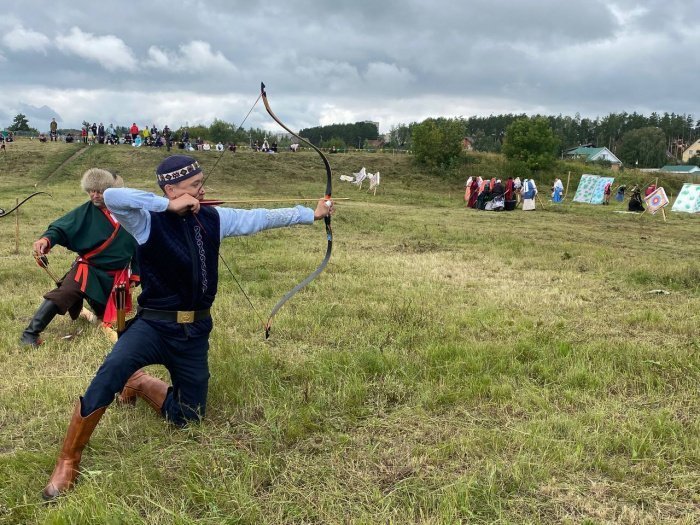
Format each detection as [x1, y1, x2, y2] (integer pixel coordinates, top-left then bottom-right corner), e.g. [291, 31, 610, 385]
[1, 0, 697, 133]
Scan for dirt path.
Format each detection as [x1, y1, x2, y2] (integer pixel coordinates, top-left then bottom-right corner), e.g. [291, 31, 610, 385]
[35, 145, 88, 186]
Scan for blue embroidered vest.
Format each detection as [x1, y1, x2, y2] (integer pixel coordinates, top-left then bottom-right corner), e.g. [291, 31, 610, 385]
[137, 207, 220, 311]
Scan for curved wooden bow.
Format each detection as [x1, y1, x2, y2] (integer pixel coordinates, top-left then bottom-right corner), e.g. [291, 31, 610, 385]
[0, 192, 52, 217]
[260, 82, 333, 338]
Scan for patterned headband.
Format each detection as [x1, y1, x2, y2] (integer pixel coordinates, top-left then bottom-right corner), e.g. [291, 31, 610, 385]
[156, 161, 201, 183]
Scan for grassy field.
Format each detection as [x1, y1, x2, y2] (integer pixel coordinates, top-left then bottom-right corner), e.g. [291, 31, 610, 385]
[0, 140, 699, 524]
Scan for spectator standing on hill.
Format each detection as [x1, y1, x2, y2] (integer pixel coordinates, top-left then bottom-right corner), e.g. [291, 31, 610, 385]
[21, 169, 139, 347]
[106, 124, 116, 144]
[163, 125, 171, 151]
[50, 118, 58, 141]
[81, 127, 88, 144]
[97, 123, 105, 144]
[41, 154, 335, 500]
[142, 126, 151, 146]
[130, 123, 139, 142]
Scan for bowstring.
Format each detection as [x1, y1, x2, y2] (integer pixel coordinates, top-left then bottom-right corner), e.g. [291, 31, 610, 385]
[192, 212, 267, 332]
[195, 92, 267, 332]
[201, 93, 262, 187]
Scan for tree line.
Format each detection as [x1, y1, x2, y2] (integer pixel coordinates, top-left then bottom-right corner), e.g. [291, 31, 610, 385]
[298, 122, 380, 150]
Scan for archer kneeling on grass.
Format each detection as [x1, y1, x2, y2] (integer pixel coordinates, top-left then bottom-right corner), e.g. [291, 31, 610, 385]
[42, 154, 336, 500]
[21, 169, 139, 347]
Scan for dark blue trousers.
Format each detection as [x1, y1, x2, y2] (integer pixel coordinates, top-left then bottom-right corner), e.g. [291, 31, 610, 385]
[82, 317, 211, 426]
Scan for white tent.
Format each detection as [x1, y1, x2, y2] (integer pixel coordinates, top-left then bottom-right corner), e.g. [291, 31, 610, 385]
[671, 183, 700, 213]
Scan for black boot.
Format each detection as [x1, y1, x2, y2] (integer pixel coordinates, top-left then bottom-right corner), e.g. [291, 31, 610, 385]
[20, 299, 60, 347]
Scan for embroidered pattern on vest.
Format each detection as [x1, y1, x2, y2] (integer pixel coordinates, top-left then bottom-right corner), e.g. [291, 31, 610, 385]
[193, 225, 208, 293]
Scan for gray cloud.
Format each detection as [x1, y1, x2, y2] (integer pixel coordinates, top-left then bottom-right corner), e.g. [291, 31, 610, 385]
[1, 0, 698, 133]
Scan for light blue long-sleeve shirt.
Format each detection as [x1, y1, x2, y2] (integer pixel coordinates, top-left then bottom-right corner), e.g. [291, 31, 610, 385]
[103, 188, 314, 245]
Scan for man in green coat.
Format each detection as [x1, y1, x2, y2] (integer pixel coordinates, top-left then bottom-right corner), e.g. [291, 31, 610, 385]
[21, 168, 139, 347]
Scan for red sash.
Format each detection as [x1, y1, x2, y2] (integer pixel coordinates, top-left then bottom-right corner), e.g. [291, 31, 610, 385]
[74, 209, 120, 292]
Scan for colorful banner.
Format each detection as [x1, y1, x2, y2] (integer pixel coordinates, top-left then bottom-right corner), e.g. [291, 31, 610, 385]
[671, 183, 700, 213]
[644, 187, 669, 215]
[573, 174, 614, 204]
[573, 174, 599, 203]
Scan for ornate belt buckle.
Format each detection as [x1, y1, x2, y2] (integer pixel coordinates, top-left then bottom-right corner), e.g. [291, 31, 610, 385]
[177, 310, 194, 323]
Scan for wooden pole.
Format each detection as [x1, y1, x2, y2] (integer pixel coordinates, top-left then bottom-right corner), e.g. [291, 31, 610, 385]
[661, 207, 667, 222]
[14, 198, 19, 254]
[537, 193, 547, 210]
[563, 171, 571, 201]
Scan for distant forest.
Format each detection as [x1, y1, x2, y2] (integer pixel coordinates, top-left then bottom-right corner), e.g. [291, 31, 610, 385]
[461, 112, 698, 157]
[298, 121, 379, 149]
[304, 112, 699, 159]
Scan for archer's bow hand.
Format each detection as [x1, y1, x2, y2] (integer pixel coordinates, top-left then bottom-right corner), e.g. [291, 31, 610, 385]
[167, 194, 201, 216]
[33, 251, 48, 269]
[313, 198, 335, 221]
[33, 238, 50, 256]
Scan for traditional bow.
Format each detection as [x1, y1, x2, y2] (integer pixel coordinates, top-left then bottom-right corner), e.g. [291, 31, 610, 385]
[0, 192, 52, 217]
[259, 82, 333, 338]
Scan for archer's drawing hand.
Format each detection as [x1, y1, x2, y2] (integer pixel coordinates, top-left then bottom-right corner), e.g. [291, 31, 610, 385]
[313, 197, 335, 221]
[33, 238, 50, 255]
[168, 194, 201, 215]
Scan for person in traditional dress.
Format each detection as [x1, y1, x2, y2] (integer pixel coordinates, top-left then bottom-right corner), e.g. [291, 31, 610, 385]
[468, 176, 480, 208]
[628, 185, 645, 212]
[552, 178, 564, 203]
[504, 177, 516, 210]
[521, 178, 537, 211]
[645, 183, 656, 198]
[477, 183, 491, 210]
[487, 179, 505, 210]
[21, 170, 139, 347]
[603, 181, 612, 205]
[464, 176, 473, 204]
[41, 154, 335, 500]
[615, 185, 626, 202]
[513, 177, 522, 206]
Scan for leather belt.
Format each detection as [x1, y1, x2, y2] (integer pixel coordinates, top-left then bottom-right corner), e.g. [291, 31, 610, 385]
[137, 307, 211, 324]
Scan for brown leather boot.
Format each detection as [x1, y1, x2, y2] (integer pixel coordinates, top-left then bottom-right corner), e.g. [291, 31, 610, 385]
[117, 370, 168, 415]
[42, 400, 106, 500]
